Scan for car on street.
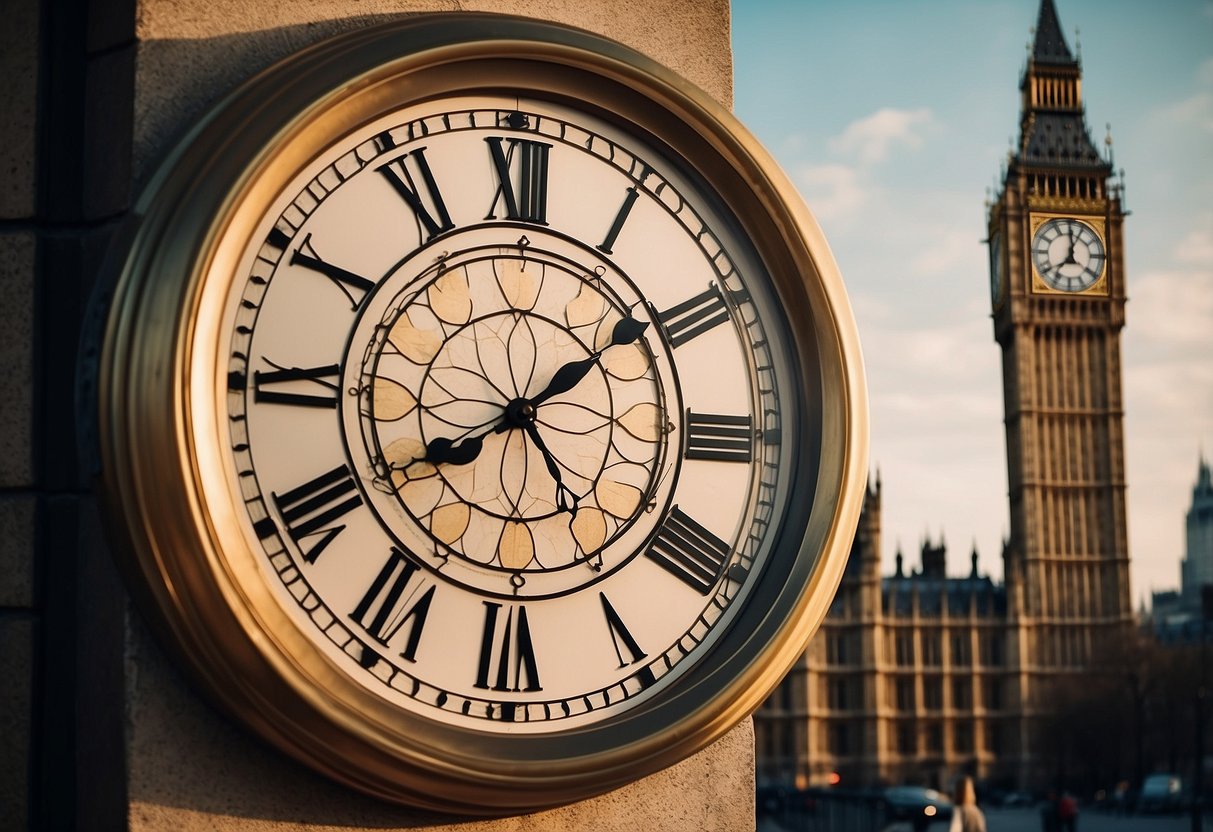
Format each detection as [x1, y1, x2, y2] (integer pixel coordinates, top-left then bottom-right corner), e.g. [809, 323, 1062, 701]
[1137, 774, 1186, 813]
[883, 786, 954, 831]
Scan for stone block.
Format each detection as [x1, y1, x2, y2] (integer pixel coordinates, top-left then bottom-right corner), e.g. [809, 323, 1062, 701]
[0, 232, 36, 488]
[132, 0, 730, 182]
[83, 45, 136, 220]
[88, 0, 137, 54]
[126, 612, 754, 830]
[0, 0, 39, 219]
[0, 616, 34, 831]
[0, 495, 37, 608]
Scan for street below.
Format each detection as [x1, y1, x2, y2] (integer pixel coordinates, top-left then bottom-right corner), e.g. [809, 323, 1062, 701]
[883, 807, 1209, 832]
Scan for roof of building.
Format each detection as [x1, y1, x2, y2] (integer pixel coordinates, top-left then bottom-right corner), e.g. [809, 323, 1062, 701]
[882, 574, 1007, 617]
[1021, 112, 1106, 168]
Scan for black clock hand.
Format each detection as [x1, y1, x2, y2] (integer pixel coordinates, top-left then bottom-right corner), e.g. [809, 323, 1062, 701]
[1063, 226, 1078, 265]
[420, 433, 487, 466]
[422, 315, 650, 466]
[528, 315, 649, 408]
[522, 421, 578, 514]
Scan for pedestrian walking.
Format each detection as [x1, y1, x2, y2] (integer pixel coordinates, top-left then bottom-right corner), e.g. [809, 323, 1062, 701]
[1058, 792, 1078, 832]
[1040, 792, 1060, 832]
[948, 777, 986, 832]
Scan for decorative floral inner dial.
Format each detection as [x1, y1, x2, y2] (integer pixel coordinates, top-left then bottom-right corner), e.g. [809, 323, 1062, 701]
[350, 243, 675, 597]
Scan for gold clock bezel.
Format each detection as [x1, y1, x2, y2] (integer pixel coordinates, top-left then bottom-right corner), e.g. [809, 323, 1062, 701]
[1028, 213, 1109, 296]
[96, 14, 867, 812]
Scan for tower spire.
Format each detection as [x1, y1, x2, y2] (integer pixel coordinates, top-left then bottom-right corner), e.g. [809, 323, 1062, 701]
[1032, 0, 1075, 65]
[1015, 0, 1106, 169]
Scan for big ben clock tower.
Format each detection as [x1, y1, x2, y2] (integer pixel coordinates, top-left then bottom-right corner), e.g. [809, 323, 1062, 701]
[988, 0, 1133, 775]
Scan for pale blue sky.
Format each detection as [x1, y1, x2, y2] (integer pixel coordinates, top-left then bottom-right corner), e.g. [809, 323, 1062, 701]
[732, 0, 1213, 599]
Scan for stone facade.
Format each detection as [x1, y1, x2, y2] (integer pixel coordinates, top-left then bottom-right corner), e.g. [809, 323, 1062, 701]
[756, 482, 1013, 788]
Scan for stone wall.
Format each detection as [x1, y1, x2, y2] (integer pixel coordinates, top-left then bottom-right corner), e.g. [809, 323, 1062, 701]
[0, 1, 754, 828]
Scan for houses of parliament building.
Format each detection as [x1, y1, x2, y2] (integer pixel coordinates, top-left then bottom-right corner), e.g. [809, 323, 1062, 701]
[755, 0, 1134, 788]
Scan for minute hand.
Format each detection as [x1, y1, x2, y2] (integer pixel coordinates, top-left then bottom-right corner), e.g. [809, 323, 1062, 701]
[528, 316, 649, 408]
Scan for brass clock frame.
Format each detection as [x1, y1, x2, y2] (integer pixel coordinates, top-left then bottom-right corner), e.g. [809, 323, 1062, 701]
[1028, 212, 1109, 296]
[97, 14, 867, 812]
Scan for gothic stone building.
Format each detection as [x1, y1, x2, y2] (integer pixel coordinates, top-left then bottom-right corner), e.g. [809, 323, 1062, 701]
[756, 479, 1013, 787]
[756, 0, 1133, 789]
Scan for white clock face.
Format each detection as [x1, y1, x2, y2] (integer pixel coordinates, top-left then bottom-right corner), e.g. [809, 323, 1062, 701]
[218, 95, 796, 732]
[1031, 217, 1106, 292]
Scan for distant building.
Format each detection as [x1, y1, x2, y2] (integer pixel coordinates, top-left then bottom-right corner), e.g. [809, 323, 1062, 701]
[756, 0, 1133, 789]
[755, 478, 1013, 788]
[1180, 455, 1213, 612]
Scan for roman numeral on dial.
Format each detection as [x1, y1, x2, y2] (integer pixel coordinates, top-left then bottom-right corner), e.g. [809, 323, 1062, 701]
[350, 548, 435, 663]
[377, 144, 455, 242]
[656, 284, 730, 348]
[485, 137, 551, 224]
[252, 361, 340, 408]
[269, 464, 363, 564]
[684, 410, 753, 462]
[597, 165, 653, 254]
[289, 233, 375, 310]
[646, 507, 731, 595]
[474, 602, 541, 693]
[600, 593, 646, 668]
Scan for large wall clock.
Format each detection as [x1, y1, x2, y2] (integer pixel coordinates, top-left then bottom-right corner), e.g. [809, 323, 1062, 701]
[95, 14, 866, 813]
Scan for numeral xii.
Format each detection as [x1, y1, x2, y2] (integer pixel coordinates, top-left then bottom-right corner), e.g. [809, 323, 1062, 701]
[485, 137, 551, 224]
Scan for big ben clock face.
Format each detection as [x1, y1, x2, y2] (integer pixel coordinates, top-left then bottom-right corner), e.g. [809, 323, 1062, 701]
[1031, 216, 1107, 292]
[95, 15, 866, 812]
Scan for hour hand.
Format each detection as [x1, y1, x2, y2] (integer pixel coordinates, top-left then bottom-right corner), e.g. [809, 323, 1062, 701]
[422, 434, 485, 466]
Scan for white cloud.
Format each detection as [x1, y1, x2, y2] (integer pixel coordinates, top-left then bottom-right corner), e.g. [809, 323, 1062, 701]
[793, 163, 866, 222]
[1130, 267, 1213, 348]
[829, 107, 933, 165]
[1176, 219, 1213, 266]
[1200, 56, 1213, 85]
[1161, 91, 1213, 135]
[1156, 58, 1213, 135]
[911, 227, 982, 276]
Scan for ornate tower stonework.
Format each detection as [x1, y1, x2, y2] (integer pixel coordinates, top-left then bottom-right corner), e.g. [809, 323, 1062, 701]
[987, 0, 1133, 778]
